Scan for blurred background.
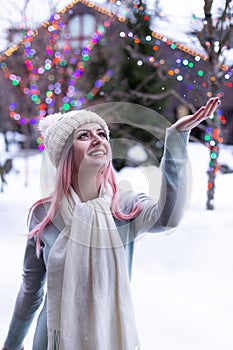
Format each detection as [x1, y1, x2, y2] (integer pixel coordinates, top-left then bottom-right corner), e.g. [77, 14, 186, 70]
[0, 0, 233, 349]
[0, 0, 233, 204]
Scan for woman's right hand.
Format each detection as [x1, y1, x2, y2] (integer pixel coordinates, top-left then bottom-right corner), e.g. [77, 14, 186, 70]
[169, 97, 221, 131]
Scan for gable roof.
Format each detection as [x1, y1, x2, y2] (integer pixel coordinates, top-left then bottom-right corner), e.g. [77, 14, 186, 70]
[0, 0, 211, 65]
[0, 0, 126, 63]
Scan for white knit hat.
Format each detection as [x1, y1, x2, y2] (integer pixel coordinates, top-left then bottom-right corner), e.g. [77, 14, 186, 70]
[39, 109, 110, 168]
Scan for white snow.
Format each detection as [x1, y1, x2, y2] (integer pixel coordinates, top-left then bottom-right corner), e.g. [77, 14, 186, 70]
[0, 141, 233, 349]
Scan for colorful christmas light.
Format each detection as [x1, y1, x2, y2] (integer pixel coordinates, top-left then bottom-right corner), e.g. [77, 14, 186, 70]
[0, 0, 232, 158]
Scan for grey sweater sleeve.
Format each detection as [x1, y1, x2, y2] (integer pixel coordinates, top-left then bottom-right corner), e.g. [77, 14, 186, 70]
[130, 128, 191, 236]
[3, 214, 46, 350]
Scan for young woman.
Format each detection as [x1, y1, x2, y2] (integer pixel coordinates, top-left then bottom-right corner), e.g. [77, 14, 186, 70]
[2, 97, 220, 350]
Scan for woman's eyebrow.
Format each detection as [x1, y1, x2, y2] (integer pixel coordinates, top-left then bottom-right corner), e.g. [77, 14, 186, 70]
[75, 127, 104, 133]
[75, 129, 89, 133]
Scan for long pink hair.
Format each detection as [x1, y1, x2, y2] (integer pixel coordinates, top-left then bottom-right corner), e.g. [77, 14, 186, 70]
[28, 141, 141, 256]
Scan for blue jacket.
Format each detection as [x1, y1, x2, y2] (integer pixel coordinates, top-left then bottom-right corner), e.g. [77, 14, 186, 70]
[4, 129, 189, 350]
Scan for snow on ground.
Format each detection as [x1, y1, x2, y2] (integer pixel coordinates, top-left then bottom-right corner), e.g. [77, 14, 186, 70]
[0, 141, 233, 349]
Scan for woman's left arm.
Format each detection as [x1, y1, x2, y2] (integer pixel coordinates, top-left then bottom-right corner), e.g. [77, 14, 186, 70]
[131, 97, 221, 236]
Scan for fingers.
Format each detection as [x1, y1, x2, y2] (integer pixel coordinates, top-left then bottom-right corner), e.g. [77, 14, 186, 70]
[203, 97, 221, 118]
[170, 96, 221, 131]
[211, 97, 221, 113]
[194, 97, 221, 122]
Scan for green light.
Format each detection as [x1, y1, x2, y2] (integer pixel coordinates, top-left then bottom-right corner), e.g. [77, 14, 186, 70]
[204, 135, 211, 141]
[12, 80, 19, 86]
[211, 152, 217, 159]
[98, 25, 105, 33]
[63, 103, 70, 111]
[83, 55, 90, 61]
[31, 94, 38, 101]
[171, 44, 176, 49]
[87, 92, 94, 99]
[60, 60, 67, 66]
[188, 62, 194, 68]
[44, 64, 51, 70]
[36, 138, 42, 145]
[198, 70, 204, 76]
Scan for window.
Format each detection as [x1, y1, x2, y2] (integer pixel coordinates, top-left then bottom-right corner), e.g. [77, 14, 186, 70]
[57, 14, 96, 50]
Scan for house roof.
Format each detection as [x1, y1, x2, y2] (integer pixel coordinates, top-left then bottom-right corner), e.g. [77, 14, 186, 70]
[0, 0, 126, 63]
[0, 0, 232, 68]
[151, 12, 233, 67]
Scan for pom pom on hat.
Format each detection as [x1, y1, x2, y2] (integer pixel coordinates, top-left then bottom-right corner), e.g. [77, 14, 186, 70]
[38, 112, 63, 138]
[39, 109, 109, 168]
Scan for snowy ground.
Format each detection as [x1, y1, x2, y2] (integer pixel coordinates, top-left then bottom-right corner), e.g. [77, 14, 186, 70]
[1, 141, 233, 349]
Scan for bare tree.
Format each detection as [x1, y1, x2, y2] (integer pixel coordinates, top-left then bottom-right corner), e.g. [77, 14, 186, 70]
[0, 0, 232, 190]
[195, 0, 233, 209]
[113, 0, 233, 209]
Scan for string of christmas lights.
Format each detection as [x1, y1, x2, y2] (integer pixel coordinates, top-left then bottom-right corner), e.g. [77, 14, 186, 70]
[2, 29, 232, 105]
[0, 0, 228, 209]
[36, 68, 114, 152]
[1, 0, 232, 75]
[86, 69, 113, 99]
[116, 2, 229, 175]
[119, 29, 233, 88]
[125, 0, 229, 209]
[0, 0, 123, 63]
[0, 6, 113, 127]
[1, 20, 231, 133]
[0, 0, 231, 160]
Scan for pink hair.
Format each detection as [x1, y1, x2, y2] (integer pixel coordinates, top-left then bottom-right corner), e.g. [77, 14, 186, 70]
[28, 145, 141, 256]
[101, 162, 142, 220]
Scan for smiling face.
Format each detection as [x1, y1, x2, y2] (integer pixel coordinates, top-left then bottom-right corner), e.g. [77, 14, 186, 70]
[72, 122, 112, 179]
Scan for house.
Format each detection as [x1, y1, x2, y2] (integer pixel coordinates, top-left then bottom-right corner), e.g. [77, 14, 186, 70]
[0, 0, 126, 147]
[0, 0, 232, 148]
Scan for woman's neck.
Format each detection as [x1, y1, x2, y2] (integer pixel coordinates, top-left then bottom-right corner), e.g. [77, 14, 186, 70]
[71, 171, 102, 202]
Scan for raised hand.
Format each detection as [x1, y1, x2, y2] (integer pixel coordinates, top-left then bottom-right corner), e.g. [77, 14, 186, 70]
[170, 97, 221, 132]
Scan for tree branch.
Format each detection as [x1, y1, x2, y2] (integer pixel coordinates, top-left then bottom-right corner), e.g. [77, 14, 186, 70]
[112, 88, 196, 113]
[220, 24, 233, 50]
[125, 44, 160, 69]
[134, 71, 159, 91]
[132, 89, 196, 113]
[216, 0, 232, 28]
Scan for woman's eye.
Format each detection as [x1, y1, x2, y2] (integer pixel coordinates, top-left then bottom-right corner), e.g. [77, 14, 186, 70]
[78, 132, 89, 139]
[98, 131, 107, 139]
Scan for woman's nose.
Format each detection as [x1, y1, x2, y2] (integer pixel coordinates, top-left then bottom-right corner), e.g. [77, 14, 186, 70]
[92, 133, 103, 144]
